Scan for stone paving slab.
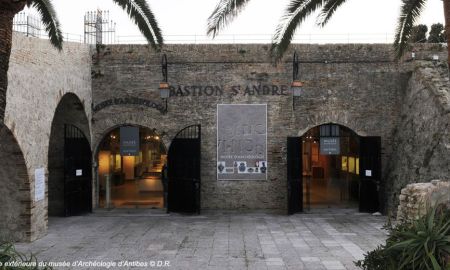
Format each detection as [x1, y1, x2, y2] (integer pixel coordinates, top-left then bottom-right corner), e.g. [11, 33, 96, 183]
[15, 209, 387, 270]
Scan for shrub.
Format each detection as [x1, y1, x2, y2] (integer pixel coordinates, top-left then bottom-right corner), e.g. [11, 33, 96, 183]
[356, 205, 450, 270]
[0, 242, 52, 270]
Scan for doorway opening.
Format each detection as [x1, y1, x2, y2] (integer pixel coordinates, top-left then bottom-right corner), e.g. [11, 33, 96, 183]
[301, 125, 360, 210]
[97, 126, 167, 209]
[48, 93, 92, 217]
[287, 123, 381, 214]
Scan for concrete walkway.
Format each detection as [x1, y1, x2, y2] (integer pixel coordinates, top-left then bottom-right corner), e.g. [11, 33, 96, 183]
[16, 209, 387, 270]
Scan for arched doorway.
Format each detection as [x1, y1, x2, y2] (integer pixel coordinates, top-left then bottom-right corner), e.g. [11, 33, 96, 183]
[96, 126, 167, 209]
[302, 125, 360, 209]
[48, 93, 92, 217]
[0, 124, 30, 241]
[287, 124, 381, 214]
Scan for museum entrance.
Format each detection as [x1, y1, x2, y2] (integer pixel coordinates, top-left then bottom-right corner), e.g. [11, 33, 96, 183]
[97, 126, 167, 209]
[287, 124, 381, 214]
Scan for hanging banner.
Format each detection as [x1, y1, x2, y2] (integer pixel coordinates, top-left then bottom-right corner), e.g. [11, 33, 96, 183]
[120, 126, 140, 156]
[217, 104, 267, 180]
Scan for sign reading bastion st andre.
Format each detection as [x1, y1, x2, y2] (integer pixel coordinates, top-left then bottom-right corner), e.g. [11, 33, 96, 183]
[217, 104, 267, 181]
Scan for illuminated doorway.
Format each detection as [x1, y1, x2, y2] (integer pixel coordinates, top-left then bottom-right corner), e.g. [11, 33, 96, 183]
[97, 126, 167, 209]
[301, 125, 360, 210]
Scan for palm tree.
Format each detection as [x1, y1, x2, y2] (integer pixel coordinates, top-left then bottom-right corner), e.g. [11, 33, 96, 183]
[0, 0, 163, 123]
[208, 0, 450, 64]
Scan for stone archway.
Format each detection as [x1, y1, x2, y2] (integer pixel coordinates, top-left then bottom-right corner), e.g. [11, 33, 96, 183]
[0, 124, 30, 242]
[94, 124, 168, 209]
[48, 93, 91, 216]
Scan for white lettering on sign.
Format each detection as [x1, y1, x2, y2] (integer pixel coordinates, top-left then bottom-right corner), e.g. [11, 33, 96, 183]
[34, 168, 45, 202]
[365, 170, 372, 177]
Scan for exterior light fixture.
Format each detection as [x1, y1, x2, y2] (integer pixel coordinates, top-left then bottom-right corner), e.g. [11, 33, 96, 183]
[159, 54, 170, 113]
[291, 51, 303, 110]
[432, 54, 439, 62]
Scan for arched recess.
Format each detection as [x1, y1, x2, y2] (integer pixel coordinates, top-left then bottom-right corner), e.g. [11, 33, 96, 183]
[48, 93, 91, 216]
[0, 124, 30, 241]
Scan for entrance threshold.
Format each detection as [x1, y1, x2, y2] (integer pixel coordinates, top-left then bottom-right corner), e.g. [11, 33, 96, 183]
[92, 208, 169, 217]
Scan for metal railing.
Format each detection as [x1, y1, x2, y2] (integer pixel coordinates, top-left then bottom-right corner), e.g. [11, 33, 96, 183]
[13, 12, 83, 43]
[13, 12, 41, 38]
[116, 33, 396, 44]
[13, 12, 395, 45]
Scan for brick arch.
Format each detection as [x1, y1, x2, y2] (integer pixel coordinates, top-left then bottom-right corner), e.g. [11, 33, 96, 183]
[48, 93, 91, 217]
[0, 124, 30, 242]
[295, 113, 369, 137]
[298, 122, 363, 137]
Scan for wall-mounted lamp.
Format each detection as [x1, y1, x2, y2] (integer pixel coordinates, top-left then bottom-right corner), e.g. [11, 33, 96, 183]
[432, 54, 439, 63]
[291, 51, 303, 110]
[159, 54, 170, 113]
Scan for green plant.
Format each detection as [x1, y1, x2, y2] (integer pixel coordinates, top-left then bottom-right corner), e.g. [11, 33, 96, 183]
[0, 242, 52, 270]
[356, 205, 450, 270]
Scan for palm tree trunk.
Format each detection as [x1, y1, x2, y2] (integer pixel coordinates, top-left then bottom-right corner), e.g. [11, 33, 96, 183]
[444, 0, 450, 69]
[0, 1, 26, 123]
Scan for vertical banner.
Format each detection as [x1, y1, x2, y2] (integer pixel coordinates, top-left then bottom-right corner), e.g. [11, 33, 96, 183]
[217, 104, 267, 180]
[120, 126, 140, 156]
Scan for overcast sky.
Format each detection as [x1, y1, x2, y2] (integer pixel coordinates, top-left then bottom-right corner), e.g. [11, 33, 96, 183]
[24, 0, 444, 43]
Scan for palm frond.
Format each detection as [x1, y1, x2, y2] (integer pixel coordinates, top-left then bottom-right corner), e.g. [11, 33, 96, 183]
[394, 0, 426, 59]
[271, 0, 324, 62]
[207, 0, 251, 37]
[27, 0, 63, 50]
[317, 0, 348, 27]
[112, 0, 163, 49]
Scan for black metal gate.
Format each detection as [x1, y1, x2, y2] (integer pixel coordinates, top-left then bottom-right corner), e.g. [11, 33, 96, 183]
[359, 136, 381, 213]
[287, 137, 303, 214]
[64, 124, 92, 216]
[167, 125, 201, 214]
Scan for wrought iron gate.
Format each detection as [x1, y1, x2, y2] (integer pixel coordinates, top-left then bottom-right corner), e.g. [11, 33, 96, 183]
[64, 124, 92, 216]
[287, 137, 303, 214]
[359, 136, 381, 213]
[167, 125, 201, 214]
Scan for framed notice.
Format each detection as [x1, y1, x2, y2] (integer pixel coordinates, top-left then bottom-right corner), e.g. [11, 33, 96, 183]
[34, 168, 45, 202]
[217, 104, 267, 180]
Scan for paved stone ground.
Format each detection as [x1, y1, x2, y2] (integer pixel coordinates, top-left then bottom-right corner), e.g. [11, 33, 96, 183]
[16, 209, 387, 270]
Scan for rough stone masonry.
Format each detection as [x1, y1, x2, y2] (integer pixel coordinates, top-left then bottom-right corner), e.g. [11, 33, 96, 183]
[1, 33, 449, 242]
[91, 43, 449, 214]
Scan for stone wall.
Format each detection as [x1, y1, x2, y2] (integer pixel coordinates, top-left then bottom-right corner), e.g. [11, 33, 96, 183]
[3, 34, 92, 241]
[397, 180, 450, 222]
[2, 35, 447, 241]
[91, 44, 410, 211]
[0, 124, 29, 241]
[385, 58, 450, 215]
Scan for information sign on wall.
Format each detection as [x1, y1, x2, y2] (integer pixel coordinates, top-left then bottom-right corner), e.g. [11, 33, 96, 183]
[34, 168, 45, 202]
[217, 104, 267, 180]
[120, 126, 140, 156]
